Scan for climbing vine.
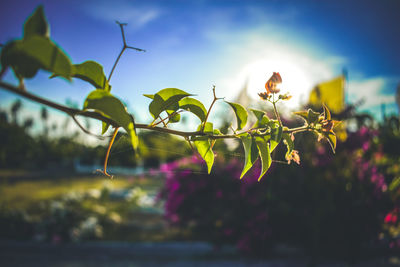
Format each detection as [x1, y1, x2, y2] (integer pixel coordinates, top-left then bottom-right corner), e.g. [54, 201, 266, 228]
[0, 6, 339, 180]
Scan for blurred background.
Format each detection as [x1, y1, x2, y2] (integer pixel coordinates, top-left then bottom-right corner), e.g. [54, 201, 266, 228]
[0, 0, 400, 265]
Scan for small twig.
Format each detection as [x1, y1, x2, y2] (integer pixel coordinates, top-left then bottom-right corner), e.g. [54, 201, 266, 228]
[97, 127, 119, 178]
[185, 137, 196, 153]
[271, 93, 282, 126]
[155, 115, 168, 127]
[229, 125, 237, 134]
[116, 21, 128, 45]
[107, 22, 145, 83]
[71, 115, 106, 140]
[272, 160, 290, 165]
[108, 47, 125, 83]
[153, 110, 183, 127]
[126, 45, 146, 52]
[202, 85, 220, 132]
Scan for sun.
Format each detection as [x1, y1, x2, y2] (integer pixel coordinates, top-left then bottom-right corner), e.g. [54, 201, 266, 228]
[243, 59, 313, 110]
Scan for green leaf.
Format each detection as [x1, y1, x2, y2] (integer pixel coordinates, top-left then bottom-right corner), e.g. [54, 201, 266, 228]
[197, 122, 213, 134]
[213, 129, 222, 135]
[1, 36, 72, 80]
[251, 109, 265, 121]
[179, 97, 207, 122]
[293, 111, 308, 123]
[251, 109, 269, 128]
[194, 136, 214, 174]
[323, 104, 331, 120]
[102, 122, 110, 135]
[143, 94, 154, 99]
[148, 88, 191, 119]
[1, 40, 40, 78]
[24, 5, 49, 38]
[167, 110, 181, 123]
[83, 90, 138, 150]
[254, 136, 271, 181]
[239, 133, 259, 179]
[325, 132, 336, 154]
[307, 109, 320, 124]
[225, 101, 248, 130]
[144, 95, 206, 122]
[50, 61, 109, 90]
[268, 121, 283, 152]
[73, 61, 109, 90]
[282, 133, 294, 160]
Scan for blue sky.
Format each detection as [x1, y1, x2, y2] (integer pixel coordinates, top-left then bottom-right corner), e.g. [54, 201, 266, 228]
[1, 0, 399, 132]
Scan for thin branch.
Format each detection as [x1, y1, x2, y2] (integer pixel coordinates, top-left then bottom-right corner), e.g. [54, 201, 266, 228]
[126, 45, 146, 52]
[153, 110, 183, 127]
[185, 137, 196, 153]
[97, 127, 119, 178]
[107, 22, 145, 83]
[202, 85, 219, 132]
[272, 160, 290, 165]
[271, 93, 282, 126]
[116, 21, 128, 45]
[71, 115, 106, 139]
[108, 47, 125, 83]
[0, 81, 311, 141]
[157, 115, 168, 127]
[0, 81, 118, 126]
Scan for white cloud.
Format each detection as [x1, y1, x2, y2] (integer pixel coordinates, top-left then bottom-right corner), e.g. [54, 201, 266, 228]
[83, 2, 161, 31]
[347, 77, 395, 107]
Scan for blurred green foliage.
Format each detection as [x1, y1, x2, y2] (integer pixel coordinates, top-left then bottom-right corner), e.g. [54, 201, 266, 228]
[0, 99, 190, 170]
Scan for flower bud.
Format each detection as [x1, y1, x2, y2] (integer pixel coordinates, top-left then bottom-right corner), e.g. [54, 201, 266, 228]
[265, 72, 282, 94]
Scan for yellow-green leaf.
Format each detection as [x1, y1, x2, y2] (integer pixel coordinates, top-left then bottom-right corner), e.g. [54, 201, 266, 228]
[268, 121, 282, 152]
[239, 133, 259, 179]
[102, 122, 110, 135]
[179, 97, 207, 122]
[73, 61, 109, 90]
[194, 136, 214, 174]
[255, 136, 271, 181]
[323, 103, 331, 120]
[24, 5, 49, 38]
[1, 36, 72, 80]
[197, 122, 213, 134]
[325, 132, 336, 154]
[1, 40, 40, 78]
[307, 109, 320, 124]
[293, 111, 308, 123]
[83, 90, 138, 150]
[251, 109, 269, 128]
[282, 133, 294, 160]
[148, 88, 191, 119]
[225, 101, 248, 130]
[167, 110, 181, 123]
[50, 61, 109, 91]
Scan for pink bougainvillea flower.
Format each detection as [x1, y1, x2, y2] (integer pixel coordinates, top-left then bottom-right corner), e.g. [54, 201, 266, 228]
[265, 72, 282, 94]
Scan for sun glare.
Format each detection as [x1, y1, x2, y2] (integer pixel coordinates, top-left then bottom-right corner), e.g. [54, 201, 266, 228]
[243, 59, 313, 110]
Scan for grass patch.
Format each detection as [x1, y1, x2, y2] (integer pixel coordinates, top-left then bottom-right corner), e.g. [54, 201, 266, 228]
[0, 173, 163, 210]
